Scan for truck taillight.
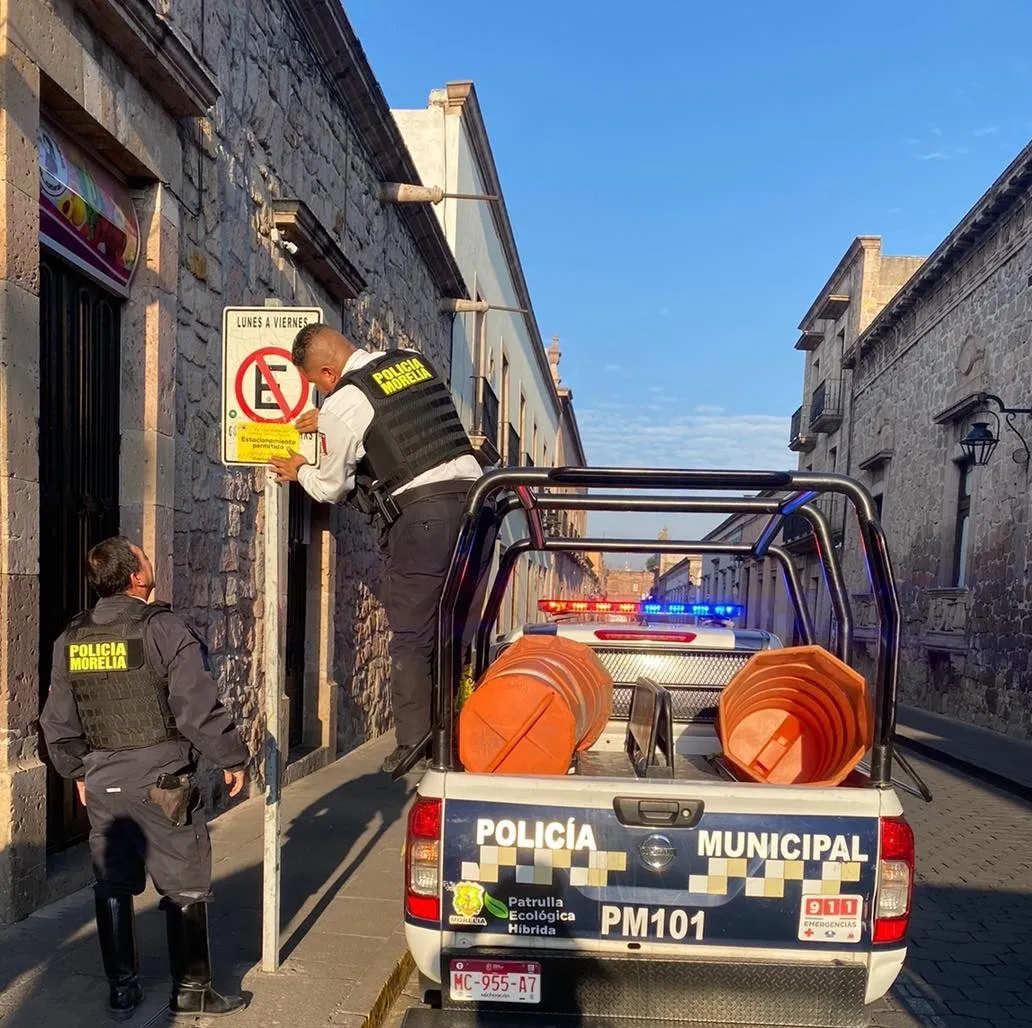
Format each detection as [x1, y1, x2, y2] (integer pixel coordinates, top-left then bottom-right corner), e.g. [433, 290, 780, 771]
[405, 796, 442, 921]
[873, 816, 914, 944]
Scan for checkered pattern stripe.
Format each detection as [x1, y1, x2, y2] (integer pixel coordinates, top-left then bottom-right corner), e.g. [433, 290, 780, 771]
[461, 845, 628, 887]
[457, 846, 863, 897]
[690, 857, 864, 898]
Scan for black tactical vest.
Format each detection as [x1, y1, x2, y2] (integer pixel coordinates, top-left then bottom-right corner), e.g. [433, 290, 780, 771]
[63, 602, 182, 751]
[335, 351, 476, 501]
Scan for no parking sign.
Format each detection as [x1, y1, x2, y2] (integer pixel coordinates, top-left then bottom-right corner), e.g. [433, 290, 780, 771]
[220, 305, 323, 467]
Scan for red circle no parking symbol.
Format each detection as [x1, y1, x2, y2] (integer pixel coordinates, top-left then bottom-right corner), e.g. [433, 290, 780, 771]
[234, 347, 310, 424]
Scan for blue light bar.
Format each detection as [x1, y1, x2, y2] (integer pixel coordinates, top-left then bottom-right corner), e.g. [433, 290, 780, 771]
[640, 602, 745, 618]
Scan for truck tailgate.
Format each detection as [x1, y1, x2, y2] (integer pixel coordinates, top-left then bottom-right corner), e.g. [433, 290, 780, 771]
[440, 777, 882, 954]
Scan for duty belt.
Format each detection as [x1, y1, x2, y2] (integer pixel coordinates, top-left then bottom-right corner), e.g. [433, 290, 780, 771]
[370, 479, 475, 533]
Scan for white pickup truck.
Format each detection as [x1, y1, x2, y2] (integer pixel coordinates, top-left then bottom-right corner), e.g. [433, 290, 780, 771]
[396, 468, 931, 1028]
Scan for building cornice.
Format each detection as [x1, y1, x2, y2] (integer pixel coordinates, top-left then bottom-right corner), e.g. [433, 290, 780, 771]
[558, 390, 588, 466]
[797, 236, 877, 331]
[285, 0, 467, 301]
[72, 0, 219, 117]
[271, 199, 367, 301]
[436, 81, 562, 419]
[853, 140, 1032, 360]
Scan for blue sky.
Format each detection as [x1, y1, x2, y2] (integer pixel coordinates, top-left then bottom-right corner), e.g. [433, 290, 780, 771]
[346, 0, 1032, 559]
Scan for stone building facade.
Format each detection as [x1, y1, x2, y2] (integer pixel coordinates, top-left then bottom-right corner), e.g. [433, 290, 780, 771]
[785, 237, 925, 647]
[697, 508, 795, 642]
[0, 0, 469, 921]
[843, 142, 1032, 740]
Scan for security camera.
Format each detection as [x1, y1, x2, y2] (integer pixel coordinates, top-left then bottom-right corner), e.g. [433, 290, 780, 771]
[270, 228, 298, 256]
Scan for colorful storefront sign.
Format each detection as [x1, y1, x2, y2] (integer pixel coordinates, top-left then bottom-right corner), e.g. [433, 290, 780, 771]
[38, 122, 140, 297]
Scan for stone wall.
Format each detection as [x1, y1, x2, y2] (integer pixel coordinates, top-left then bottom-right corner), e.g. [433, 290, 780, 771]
[165, 0, 455, 762]
[846, 183, 1032, 739]
[0, 0, 458, 920]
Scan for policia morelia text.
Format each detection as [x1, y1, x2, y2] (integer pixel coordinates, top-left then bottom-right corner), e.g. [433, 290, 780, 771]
[269, 325, 496, 776]
[40, 537, 249, 1021]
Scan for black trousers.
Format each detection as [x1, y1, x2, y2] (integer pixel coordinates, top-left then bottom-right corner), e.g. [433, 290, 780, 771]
[384, 489, 493, 747]
[88, 781, 213, 906]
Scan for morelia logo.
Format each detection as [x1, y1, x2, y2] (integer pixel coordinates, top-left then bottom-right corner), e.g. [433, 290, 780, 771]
[449, 882, 509, 926]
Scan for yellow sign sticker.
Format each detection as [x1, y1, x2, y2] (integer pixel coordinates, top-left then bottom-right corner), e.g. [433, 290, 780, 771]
[235, 423, 309, 463]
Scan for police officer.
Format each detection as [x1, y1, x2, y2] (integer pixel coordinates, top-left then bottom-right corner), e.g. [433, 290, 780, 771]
[268, 323, 491, 775]
[39, 537, 248, 1020]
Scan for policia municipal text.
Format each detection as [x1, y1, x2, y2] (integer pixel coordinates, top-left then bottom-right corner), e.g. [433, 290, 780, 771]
[268, 324, 493, 774]
[40, 538, 249, 1020]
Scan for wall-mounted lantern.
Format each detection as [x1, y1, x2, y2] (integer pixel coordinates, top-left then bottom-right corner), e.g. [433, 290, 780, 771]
[960, 393, 1032, 466]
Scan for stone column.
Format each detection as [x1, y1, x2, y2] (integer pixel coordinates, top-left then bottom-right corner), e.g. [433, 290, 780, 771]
[0, 25, 46, 923]
[120, 184, 179, 599]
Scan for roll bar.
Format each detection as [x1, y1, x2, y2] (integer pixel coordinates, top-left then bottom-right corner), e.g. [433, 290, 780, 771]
[398, 466, 924, 800]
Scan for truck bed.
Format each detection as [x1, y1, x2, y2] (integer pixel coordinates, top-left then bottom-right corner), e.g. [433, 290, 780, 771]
[574, 749, 730, 782]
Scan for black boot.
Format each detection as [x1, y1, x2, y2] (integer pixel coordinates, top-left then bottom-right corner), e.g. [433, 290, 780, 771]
[382, 743, 427, 775]
[94, 888, 144, 1021]
[163, 899, 245, 1017]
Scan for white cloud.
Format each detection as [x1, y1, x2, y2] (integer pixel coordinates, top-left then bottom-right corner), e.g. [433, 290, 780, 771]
[973, 126, 999, 137]
[577, 404, 791, 472]
[603, 363, 622, 373]
[659, 307, 670, 316]
[694, 404, 725, 415]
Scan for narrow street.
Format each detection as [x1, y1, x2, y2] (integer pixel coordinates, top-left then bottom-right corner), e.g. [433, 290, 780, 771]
[870, 754, 1032, 1028]
[384, 751, 1032, 1028]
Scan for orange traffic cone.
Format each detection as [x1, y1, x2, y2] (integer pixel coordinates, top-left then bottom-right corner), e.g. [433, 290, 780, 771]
[718, 646, 871, 786]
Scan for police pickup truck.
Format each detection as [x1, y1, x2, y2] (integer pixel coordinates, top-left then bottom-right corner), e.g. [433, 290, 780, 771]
[397, 468, 930, 1028]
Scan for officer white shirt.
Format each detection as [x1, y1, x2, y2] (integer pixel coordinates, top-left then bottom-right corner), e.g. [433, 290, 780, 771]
[296, 348, 483, 506]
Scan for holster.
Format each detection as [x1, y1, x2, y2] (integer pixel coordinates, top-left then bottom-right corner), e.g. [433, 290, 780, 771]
[148, 773, 195, 827]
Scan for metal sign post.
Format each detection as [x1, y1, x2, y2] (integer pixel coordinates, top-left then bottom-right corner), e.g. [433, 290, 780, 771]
[261, 466, 288, 973]
[219, 300, 322, 974]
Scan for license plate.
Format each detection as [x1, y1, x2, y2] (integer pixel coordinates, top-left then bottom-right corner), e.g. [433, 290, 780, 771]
[449, 960, 541, 1004]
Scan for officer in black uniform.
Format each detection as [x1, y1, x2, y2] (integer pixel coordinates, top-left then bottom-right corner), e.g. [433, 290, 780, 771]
[40, 537, 249, 1021]
[268, 323, 494, 774]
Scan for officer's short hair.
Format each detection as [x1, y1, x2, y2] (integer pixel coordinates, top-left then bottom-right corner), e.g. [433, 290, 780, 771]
[292, 322, 329, 367]
[86, 537, 140, 597]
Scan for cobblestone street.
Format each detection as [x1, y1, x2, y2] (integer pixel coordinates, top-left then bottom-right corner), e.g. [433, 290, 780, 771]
[867, 752, 1032, 1028]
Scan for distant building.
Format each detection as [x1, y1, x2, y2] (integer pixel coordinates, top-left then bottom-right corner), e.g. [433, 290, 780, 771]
[392, 83, 596, 629]
[784, 237, 924, 647]
[698, 504, 795, 642]
[603, 568, 656, 601]
[653, 557, 696, 606]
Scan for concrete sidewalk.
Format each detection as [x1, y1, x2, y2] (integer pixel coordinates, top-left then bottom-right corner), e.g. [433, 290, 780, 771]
[895, 703, 1032, 798]
[0, 735, 416, 1028]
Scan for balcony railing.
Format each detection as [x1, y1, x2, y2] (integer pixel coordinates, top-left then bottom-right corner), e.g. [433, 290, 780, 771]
[781, 513, 813, 548]
[522, 452, 534, 467]
[789, 405, 815, 452]
[505, 425, 521, 467]
[469, 376, 500, 465]
[780, 494, 847, 550]
[809, 377, 844, 434]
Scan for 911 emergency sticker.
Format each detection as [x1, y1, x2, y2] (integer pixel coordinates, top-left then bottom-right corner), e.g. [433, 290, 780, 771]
[797, 895, 864, 943]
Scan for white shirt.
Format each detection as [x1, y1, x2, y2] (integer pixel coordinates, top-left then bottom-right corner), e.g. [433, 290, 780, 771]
[296, 348, 483, 505]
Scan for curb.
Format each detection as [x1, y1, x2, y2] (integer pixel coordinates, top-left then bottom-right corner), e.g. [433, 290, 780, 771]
[894, 731, 1032, 804]
[325, 936, 415, 1028]
[363, 950, 416, 1028]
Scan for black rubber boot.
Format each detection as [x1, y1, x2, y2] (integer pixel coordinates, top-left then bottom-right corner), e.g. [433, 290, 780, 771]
[94, 888, 144, 1021]
[163, 899, 245, 1018]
